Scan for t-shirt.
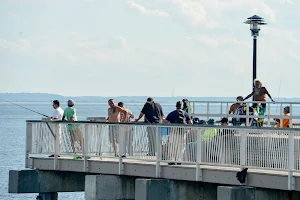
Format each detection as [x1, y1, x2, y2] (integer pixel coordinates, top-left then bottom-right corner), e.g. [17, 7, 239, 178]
[63, 107, 77, 121]
[166, 109, 191, 124]
[63, 107, 77, 131]
[277, 114, 290, 128]
[141, 102, 164, 123]
[52, 107, 64, 120]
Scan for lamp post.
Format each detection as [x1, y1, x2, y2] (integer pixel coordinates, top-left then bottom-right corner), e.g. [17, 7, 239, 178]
[244, 15, 267, 91]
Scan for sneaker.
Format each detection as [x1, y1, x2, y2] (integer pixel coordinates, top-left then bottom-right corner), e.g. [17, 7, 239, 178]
[73, 155, 82, 159]
[48, 155, 60, 158]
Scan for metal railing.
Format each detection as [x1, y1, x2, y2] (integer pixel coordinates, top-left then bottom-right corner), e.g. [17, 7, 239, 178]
[188, 101, 300, 127]
[26, 120, 300, 190]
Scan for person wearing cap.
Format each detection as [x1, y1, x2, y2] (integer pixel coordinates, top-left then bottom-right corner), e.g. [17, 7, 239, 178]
[243, 79, 275, 127]
[62, 99, 83, 158]
[220, 117, 229, 126]
[50, 100, 64, 120]
[166, 101, 192, 165]
[166, 101, 193, 124]
[182, 99, 193, 114]
[274, 106, 291, 128]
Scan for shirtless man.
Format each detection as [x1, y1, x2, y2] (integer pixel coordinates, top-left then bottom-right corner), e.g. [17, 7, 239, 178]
[243, 79, 275, 103]
[229, 96, 243, 114]
[107, 99, 128, 156]
[243, 79, 275, 126]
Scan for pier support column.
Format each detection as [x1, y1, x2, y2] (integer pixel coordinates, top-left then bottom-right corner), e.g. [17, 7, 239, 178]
[135, 179, 169, 200]
[217, 186, 255, 200]
[37, 192, 58, 200]
[85, 175, 135, 200]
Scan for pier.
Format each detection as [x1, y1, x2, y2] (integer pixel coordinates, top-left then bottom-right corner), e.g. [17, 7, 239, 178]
[8, 101, 300, 199]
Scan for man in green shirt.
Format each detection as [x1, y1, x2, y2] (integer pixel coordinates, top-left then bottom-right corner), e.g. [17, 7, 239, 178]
[62, 99, 83, 157]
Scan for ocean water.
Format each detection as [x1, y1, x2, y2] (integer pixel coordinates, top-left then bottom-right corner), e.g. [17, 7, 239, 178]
[0, 101, 299, 199]
[0, 102, 176, 200]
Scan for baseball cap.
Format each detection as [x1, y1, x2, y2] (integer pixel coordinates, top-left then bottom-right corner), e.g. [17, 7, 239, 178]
[68, 99, 75, 106]
[220, 117, 228, 123]
[176, 101, 182, 108]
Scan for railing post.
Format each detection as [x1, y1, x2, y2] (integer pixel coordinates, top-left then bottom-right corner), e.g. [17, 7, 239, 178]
[192, 102, 195, 114]
[246, 103, 250, 126]
[280, 103, 283, 128]
[288, 131, 295, 190]
[196, 128, 202, 181]
[118, 125, 124, 175]
[84, 124, 89, 172]
[267, 103, 270, 127]
[25, 122, 33, 168]
[207, 102, 210, 121]
[240, 130, 246, 167]
[54, 122, 60, 170]
[226, 103, 229, 118]
[290, 104, 293, 128]
[156, 126, 161, 178]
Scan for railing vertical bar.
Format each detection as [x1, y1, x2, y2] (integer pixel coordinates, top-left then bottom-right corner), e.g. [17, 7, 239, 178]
[196, 128, 202, 181]
[84, 124, 89, 172]
[288, 131, 295, 190]
[25, 122, 33, 168]
[156, 126, 161, 177]
[267, 103, 270, 126]
[54, 122, 59, 170]
[118, 125, 124, 175]
[207, 102, 210, 121]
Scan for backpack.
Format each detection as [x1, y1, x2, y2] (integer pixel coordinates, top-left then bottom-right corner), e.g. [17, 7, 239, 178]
[174, 110, 187, 124]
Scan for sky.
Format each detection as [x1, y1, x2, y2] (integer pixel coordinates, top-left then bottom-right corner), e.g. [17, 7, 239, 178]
[1, 0, 300, 98]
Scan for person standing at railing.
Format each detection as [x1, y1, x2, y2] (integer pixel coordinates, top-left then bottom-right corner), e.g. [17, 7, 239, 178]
[243, 79, 275, 127]
[48, 100, 64, 158]
[182, 99, 193, 114]
[134, 97, 165, 156]
[107, 99, 128, 157]
[274, 106, 290, 128]
[50, 100, 64, 120]
[166, 101, 193, 165]
[118, 102, 134, 156]
[62, 99, 83, 159]
[229, 96, 245, 126]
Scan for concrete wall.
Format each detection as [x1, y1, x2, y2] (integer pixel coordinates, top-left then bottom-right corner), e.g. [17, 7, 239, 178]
[9, 170, 86, 193]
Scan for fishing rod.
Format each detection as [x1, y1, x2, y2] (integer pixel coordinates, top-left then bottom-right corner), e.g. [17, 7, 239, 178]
[275, 75, 283, 115]
[0, 98, 50, 118]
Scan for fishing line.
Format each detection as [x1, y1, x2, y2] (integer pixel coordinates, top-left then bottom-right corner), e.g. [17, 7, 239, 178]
[275, 75, 283, 115]
[0, 98, 50, 118]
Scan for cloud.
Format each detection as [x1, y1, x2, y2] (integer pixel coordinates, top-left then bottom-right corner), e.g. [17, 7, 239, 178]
[190, 35, 251, 48]
[171, 0, 217, 28]
[280, 0, 293, 4]
[128, 1, 169, 17]
[0, 38, 31, 53]
[7, 12, 19, 20]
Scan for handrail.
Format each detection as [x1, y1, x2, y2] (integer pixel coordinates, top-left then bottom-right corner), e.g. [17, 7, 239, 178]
[25, 121, 300, 190]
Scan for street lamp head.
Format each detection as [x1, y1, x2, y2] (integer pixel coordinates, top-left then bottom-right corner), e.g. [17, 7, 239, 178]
[244, 15, 267, 37]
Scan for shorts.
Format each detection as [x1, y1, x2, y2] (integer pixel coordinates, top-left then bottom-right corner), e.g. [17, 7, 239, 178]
[109, 126, 119, 144]
[69, 128, 83, 144]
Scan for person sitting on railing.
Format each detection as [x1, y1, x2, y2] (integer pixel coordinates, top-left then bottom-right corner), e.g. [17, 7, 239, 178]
[243, 79, 275, 127]
[274, 106, 290, 128]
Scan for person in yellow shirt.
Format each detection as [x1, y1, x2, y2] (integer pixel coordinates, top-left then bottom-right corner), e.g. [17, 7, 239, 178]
[274, 106, 290, 128]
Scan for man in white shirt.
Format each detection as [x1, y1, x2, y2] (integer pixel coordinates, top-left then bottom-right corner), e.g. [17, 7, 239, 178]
[49, 100, 64, 157]
[51, 100, 64, 120]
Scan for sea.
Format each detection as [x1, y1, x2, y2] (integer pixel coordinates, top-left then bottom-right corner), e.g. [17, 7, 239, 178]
[0, 101, 299, 199]
[0, 101, 176, 200]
